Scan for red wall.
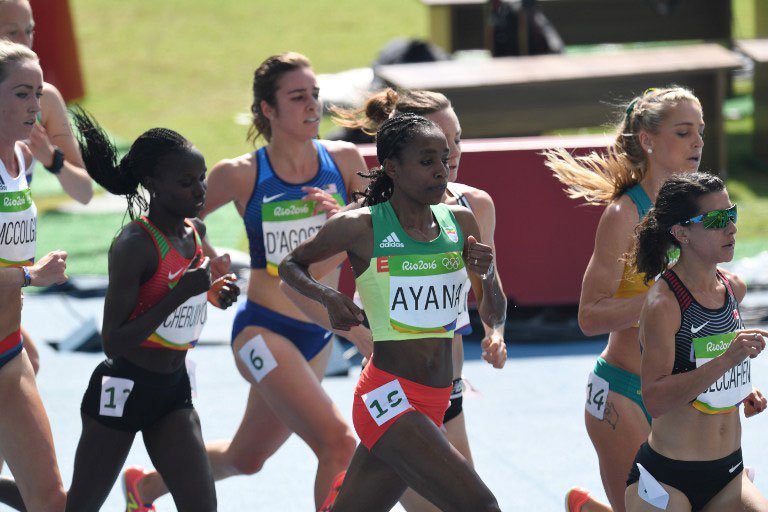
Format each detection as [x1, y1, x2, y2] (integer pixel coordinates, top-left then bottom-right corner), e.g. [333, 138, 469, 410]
[29, 0, 85, 102]
[342, 134, 611, 306]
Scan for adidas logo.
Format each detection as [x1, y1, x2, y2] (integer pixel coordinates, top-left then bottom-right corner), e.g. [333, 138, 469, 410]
[379, 232, 404, 248]
[0, 174, 5, 191]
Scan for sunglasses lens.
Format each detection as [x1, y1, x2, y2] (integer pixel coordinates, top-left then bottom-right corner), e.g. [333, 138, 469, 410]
[702, 206, 737, 229]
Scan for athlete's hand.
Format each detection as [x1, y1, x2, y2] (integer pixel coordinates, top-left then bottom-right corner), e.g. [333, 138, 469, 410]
[481, 327, 507, 369]
[723, 329, 767, 366]
[347, 325, 373, 360]
[177, 255, 211, 298]
[29, 250, 68, 286]
[302, 186, 342, 219]
[744, 387, 767, 418]
[26, 122, 57, 168]
[322, 289, 365, 331]
[208, 273, 239, 309]
[464, 235, 493, 276]
[210, 253, 231, 281]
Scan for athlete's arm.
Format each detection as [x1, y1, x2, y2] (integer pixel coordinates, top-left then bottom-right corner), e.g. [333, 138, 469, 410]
[31, 82, 93, 204]
[452, 206, 506, 334]
[0, 250, 67, 288]
[578, 197, 646, 335]
[463, 185, 505, 336]
[279, 210, 370, 331]
[279, 280, 373, 358]
[101, 226, 211, 357]
[640, 283, 767, 418]
[325, 140, 370, 199]
[199, 156, 254, 220]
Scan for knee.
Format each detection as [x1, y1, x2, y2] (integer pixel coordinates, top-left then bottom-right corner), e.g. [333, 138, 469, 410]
[315, 427, 356, 467]
[231, 452, 267, 476]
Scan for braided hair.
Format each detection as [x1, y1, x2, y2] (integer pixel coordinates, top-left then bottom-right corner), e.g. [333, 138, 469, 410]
[355, 113, 438, 206]
[72, 107, 192, 220]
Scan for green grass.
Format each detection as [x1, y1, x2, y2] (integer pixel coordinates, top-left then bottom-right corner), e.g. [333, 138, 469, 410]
[34, 0, 768, 273]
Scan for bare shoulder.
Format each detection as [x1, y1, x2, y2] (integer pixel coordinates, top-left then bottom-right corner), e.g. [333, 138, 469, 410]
[41, 81, 66, 108]
[209, 152, 255, 184]
[446, 203, 480, 238]
[644, 277, 680, 324]
[111, 222, 153, 264]
[450, 182, 494, 207]
[718, 267, 747, 302]
[594, 194, 640, 245]
[319, 139, 364, 172]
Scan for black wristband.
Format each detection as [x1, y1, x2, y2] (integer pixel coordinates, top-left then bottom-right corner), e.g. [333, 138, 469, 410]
[44, 147, 64, 175]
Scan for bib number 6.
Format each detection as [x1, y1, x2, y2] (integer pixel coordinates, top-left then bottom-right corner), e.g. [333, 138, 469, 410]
[362, 379, 412, 426]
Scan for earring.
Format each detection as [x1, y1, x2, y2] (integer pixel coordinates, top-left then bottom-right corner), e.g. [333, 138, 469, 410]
[647, 148, 653, 154]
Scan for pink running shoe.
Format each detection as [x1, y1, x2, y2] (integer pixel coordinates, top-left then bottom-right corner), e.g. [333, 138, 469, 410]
[318, 470, 346, 512]
[564, 487, 591, 512]
[122, 466, 157, 512]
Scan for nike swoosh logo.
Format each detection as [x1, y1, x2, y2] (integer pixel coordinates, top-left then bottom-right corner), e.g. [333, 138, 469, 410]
[691, 321, 709, 334]
[729, 461, 743, 473]
[263, 193, 284, 203]
[168, 268, 184, 281]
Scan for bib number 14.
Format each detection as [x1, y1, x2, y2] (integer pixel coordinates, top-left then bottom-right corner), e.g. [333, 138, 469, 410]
[362, 380, 412, 426]
[585, 372, 609, 420]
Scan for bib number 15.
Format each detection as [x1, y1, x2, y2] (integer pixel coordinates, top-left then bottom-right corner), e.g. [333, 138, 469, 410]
[362, 380, 412, 426]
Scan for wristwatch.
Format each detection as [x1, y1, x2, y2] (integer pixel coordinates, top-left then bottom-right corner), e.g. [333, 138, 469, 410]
[20, 266, 31, 287]
[44, 147, 65, 175]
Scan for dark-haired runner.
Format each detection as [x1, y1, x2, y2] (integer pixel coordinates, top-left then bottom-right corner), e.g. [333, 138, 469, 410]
[63, 110, 238, 512]
[281, 113, 506, 512]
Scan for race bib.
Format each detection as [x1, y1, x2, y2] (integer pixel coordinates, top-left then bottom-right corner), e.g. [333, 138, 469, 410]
[388, 252, 467, 334]
[586, 371, 609, 420]
[0, 189, 36, 267]
[261, 194, 344, 276]
[238, 335, 278, 383]
[99, 376, 134, 417]
[152, 292, 207, 348]
[693, 332, 751, 413]
[362, 379, 412, 426]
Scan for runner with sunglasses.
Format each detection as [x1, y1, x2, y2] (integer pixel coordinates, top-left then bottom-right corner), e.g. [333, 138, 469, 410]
[545, 87, 704, 512]
[625, 172, 767, 511]
[280, 113, 506, 512]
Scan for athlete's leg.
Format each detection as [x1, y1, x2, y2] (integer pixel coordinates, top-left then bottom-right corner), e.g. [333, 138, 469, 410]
[330, 445, 409, 512]
[702, 472, 768, 512]
[65, 414, 136, 512]
[0, 476, 24, 511]
[586, 391, 650, 512]
[142, 408, 216, 512]
[140, 327, 355, 509]
[0, 351, 65, 512]
[368, 411, 498, 512]
[400, 335, 473, 512]
[20, 326, 39, 375]
[625, 482, 690, 512]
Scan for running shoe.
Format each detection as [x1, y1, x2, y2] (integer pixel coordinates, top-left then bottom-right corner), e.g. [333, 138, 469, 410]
[123, 466, 156, 512]
[318, 470, 346, 512]
[564, 487, 591, 512]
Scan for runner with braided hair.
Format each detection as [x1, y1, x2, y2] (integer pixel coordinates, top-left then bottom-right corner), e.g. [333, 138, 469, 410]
[281, 113, 506, 512]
